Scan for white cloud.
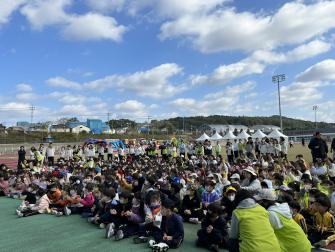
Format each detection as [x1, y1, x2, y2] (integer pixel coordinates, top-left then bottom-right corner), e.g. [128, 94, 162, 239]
[1, 102, 30, 111]
[191, 39, 331, 85]
[16, 83, 33, 92]
[296, 59, 335, 82]
[16, 93, 39, 101]
[159, 1, 335, 53]
[280, 81, 329, 107]
[191, 61, 264, 85]
[60, 104, 93, 116]
[0, 0, 26, 25]
[128, 0, 226, 17]
[86, 0, 126, 13]
[84, 63, 186, 98]
[20, 0, 127, 42]
[251, 40, 332, 64]
[170, 81, 255, 115]
[58, 94, 86, 104]
[46, 76, 81, 89]
[115, 100, 146, 111]
[204, 81, 255, 99]
[317, 101, 335, 123]
[62, 13, 127, 42]
[113, 100, 158, 118]
[20, 0, 71, 30]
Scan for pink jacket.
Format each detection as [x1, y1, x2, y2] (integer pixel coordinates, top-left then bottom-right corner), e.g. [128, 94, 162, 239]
[80, 192, 94, 207]
[32, 194, 51, 213]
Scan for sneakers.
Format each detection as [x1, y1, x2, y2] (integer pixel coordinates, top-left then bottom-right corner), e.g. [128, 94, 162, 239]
[115, 229, 124, 241]
[189, 218, 200, 224]
[16, 210, 23, 218]
[151, 242, 169, 252]
[64, 206, 71, 216]
[87, 217, 96, 224]
[148, 240, 156, 248]
[105, 223, 115, 238]
[133, 236, 148, 244]
[55, 211, 63, 217]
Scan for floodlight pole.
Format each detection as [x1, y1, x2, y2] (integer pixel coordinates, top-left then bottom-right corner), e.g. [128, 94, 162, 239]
[313, 105, 318, 129]
[272, 74, 286, 132]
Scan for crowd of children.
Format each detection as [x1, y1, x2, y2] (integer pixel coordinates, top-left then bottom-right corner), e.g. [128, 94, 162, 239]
[1, 135, 335, 251]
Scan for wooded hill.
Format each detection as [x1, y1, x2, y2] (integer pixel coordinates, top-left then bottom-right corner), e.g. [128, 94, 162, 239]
[151, 115, 335, 131]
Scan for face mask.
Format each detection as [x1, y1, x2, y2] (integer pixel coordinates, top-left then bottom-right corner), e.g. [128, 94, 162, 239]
[228, 195, 235, 202]
[150, 203, 160, 209]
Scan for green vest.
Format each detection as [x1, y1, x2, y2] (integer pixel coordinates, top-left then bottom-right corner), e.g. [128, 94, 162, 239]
[162, 148, 168, 155]
[273, 212, 311, 252]
[215, 144, 221, 154]
[234, 205, 281, 252]
[35, 151, 43, 162]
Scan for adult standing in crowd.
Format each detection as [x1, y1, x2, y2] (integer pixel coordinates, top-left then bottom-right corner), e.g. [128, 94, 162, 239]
[18, 146, 26, 166]
[308, 132, 328, 163]
[46, 143, 55, 166]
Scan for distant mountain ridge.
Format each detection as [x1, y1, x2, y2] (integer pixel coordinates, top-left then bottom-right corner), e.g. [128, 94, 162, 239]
[153, 115, 335, 131]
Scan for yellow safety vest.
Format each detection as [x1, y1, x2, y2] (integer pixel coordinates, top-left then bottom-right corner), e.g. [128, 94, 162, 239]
[273, 212, 311, 252]
[234, 205, 281, 252]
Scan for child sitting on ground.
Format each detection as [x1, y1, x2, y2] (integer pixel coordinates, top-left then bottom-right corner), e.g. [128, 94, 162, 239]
[289, 200, 308, 234]
[148, 198, 184, 251]
[196, 203, 228, 252]
[79, 183, 95, 215]
[201, 180, 221, 212]
[16, 189, 50, 217]
[308, 195, 335, 247]
[105, 191, 133, 237]
[181, 184, 202, 224]
[133, 191, 163, 244]
[88, 188, 115, 228]
[113, 191, 144, 241]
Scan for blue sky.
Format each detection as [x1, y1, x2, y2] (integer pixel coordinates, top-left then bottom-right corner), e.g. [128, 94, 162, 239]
[0, 0, 335, 125]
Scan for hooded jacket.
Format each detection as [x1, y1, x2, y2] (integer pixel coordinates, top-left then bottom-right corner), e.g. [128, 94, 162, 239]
[268, 203, 311, 252]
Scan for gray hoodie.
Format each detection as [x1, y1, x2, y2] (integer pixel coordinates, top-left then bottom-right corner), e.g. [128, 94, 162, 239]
[268, 202, 292, 229]
[229, 198, 257, 239]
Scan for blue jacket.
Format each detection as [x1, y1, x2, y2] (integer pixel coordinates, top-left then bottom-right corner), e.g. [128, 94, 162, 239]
[161, 213, 184, 240]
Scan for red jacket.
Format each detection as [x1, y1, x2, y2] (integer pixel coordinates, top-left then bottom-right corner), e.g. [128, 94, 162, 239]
[80, 192, 94, 207]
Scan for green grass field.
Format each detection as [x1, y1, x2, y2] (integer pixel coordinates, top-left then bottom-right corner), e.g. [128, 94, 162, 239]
[219, 143, 331, 164]
[0, 197, 224, 252]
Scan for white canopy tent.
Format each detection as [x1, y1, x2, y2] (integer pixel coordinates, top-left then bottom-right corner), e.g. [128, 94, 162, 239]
[210, 132, 223, 141]
[267, 129, 288, 140]
[237, 130, 251, 139]
[196, 133, 210, 142]
[222, 131, 236, 140]
[251, 129, 267, 139]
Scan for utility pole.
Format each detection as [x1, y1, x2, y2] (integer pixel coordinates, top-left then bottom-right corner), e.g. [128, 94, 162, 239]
[313, 105, 318, 129]
[29, 105, 36, 125]
[107, 112, 111, 122]
[147, 116, 151, 136]
[183, 116, 185, 134]
[272, 74, 286, 132]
